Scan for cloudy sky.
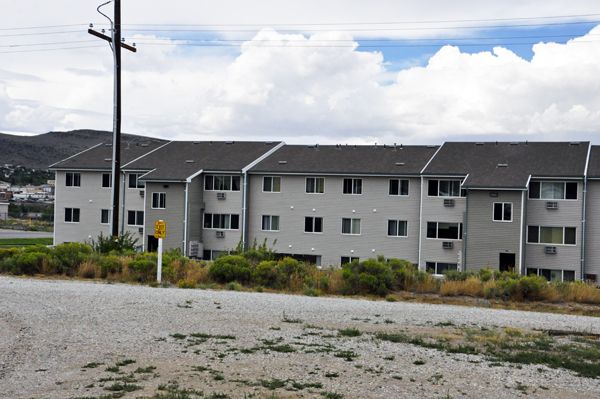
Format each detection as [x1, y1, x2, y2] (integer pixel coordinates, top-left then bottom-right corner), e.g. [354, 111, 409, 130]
[2, 1, 600, 145]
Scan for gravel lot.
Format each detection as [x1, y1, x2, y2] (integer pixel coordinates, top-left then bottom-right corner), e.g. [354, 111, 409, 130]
[2, 276, 600, 399]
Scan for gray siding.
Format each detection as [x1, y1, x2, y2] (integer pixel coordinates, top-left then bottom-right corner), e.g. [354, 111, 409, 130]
[186, 177, 204, 245]
[525, 180, 583, 279]
[247, 174, 421, 267]
[584, 180, 600, 280]
[54, 170, 113, 244]
[465, 190, 523, 271]
[122, 172, 147, 244]
[144, 182, 185, 252]
[201, 174, 244, 253]
[420, 178, 466, 270]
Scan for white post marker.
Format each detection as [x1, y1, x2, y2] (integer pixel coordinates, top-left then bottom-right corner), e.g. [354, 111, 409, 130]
[155, 220, 166, 283]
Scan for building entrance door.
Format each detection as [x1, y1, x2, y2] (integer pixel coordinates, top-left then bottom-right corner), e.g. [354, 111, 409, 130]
[147, 235, 158, 252]
[499, 253, 516, 272]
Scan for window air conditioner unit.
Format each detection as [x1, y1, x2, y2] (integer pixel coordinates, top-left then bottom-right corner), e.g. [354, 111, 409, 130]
[443, 199, 455, 207]
[138, 227, 143, 233]
[545, 246, 557, 254]
[546, 201, 558, 209]
[442, 241, 453, 249]
[139, 190, 144, 197]
[216, 231, 225, 238]
[217, 192, 226, 200]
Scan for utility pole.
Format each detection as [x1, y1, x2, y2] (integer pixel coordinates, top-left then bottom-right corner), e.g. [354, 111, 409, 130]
[89, 0, 136, 237]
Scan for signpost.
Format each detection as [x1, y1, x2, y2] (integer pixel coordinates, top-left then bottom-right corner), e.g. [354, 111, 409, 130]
[155, 220, 166, 283]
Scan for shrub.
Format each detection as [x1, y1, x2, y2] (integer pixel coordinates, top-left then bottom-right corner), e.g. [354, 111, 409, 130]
[226, 281, 243, 291]
[128, 260, 157, 282]
[54, 243, 92, 274]
[209, 255, 251, 283]
[303, 284, 321, 296]
[479, 268, 493, 282]
[101, 256, 123, 278]
[177, 279, 197, 289]
[278, 257, 308, 289]
[342, 259, 394, 296]
[252, 261, 283, 288]
[5, 252, 51, 275]
[23, 244, 53, 255]
[0, 248, 19, 262]
[88, 231, 139, 254]
[385, 295, 397, 302]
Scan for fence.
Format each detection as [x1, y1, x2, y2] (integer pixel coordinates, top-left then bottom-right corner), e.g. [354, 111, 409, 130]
[0, 212, 54, 232]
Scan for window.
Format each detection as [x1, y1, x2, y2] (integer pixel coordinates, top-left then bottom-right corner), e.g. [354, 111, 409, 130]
[341, 218, 361, 235]
[101, 209, 110, 224]
[151, 192, 166, 209]
[387, 220, 408, 237]
[426, 222, 463, 240]
[203, 213, 240, 230]
[128, 173, 145, 189]
[305, 217, 323, 233]
[341, 256, 359, 265]
[263, 176, 281, 193]
[262, 215, 280, 231]
[527, 226, 576, 245]
[426, 262, 458, 275]
[493, 203, 512, 222]
[65, 208, 80, 223]
[343, 178, 362, 195]
[127, 210, 144, 226]
[428, 179, 465, 197]
[101, 173, 112, 188]
[306, 177, 325, 194]
[205, 175, 241, 191]
[65, 172, 81, 187]
[529, 181, 577, 200]
[527, 268, 576, 282]
[389, 179, 409, 196]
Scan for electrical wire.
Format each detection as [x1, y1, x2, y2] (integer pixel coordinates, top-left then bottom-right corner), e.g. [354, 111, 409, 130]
[0, 40, 98, 48]
[0, 45, 106, 54]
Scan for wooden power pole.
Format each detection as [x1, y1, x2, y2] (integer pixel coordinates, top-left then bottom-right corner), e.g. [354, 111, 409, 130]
[89, 0, 136, 237]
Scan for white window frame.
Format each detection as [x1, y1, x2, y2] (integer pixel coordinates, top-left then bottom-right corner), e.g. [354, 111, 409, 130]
[151, 192, 166, 209]
[341, 256, 359, 265]
[387, 220, 408, 237]
[526, 268, 576, 282]
[65, 172, 81, 187]
[204, 175, 241, 192]
[492, 202, 513, 222]
[389, 179, 409, 196]
[425, 261, 458, 275]
[127, 210, 144, 226]
[128, 173, 145, 189]
[64, 208, 80, 223]
[305, 177, 325, 194]
[341, 218, 361, 235]
[426, 222, 463, 240]
[101, 209, 110, 225]
[262, 176, 281, 193]
[427, 179, 465, 198]
[528, 181, 578, 201]
[203, 213, 240, 230]
[526, 226, 577, 246]
[304, 216, 324, 233]
[261, 215, 280, 231]
[342, 178, 362, 195]
[101, 173, 112, 188]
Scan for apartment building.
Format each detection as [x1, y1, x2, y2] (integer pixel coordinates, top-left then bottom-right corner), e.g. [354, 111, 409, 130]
[50, 140, 599, 282]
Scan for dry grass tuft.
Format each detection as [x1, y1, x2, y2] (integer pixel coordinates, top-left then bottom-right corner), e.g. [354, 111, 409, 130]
[77, 260, 100, 279]
[557, 283, 600, 304]
[440, 276, 484, 297]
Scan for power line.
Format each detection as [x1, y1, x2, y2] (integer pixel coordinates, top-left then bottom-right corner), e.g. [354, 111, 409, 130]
[0, 30, 82, 38]
[0, 24, 86, 31]
[0, 45, 105, 54]
[0, 40, 98, 48]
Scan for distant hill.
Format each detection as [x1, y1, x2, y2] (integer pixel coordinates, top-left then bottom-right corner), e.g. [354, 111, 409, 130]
[0, 130, 167, 169]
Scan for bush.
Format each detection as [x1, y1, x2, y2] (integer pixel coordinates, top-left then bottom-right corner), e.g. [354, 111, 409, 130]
[5, 252, 51, 275]
[88, 231, 139, 254]
[177, 279, 197, 289]
[101, 256, 123, 278]
[342, 259, 394, 296]
[209, 255, 251, 283]
[54, 243, 92, 275]
[479, 268, 493, 282]
[252, 261, 283, 288]
[278, 257, 308, 289]
[226, 281, 243, 291]
[128, 260, 157, 282]
[0, 248, 20, 262]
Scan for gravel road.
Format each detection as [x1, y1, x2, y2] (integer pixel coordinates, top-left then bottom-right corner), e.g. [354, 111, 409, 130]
[2, 276, 600, 399]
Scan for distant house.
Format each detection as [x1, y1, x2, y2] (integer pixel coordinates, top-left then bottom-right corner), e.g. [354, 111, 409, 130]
[0, 202, 8, 221]
[50, 140, 600, 284]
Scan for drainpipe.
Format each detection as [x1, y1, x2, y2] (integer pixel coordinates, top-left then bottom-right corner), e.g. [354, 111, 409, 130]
[519, 190, 524, 275]
[418, 176, 424, 270]
[183, 181, 189, 256]
[463, 189, 468, 272]
[242, 172, 248, 251]
[581, 144, 591, 281]
[120, 172, 126, 235]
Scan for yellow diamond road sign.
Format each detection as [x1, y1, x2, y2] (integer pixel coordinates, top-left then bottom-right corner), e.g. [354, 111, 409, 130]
[155, 221, 166, 238]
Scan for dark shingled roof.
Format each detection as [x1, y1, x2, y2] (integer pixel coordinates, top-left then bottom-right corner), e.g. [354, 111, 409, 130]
[49, 141, 165, 170]
[423, 142, 590, 189]
[587, 146, 600, 178]
[249, 144, 440, 175]
[129, 141, 282, 181]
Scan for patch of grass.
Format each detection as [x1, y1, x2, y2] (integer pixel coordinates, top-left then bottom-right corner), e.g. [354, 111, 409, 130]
[413, 360, 425, 365]
[0, 237, 53, 247]
[104, 382, 143, 392]
[281, 311, 303, 324]
[383, 355, 395, 360]
[170, 333, 187, 340]
[338, 328, 361, 337]
[134, 366, 156, 373]
[435, 321, 456, 327]
[320, 392, 344, 399]
[82, 362, 104, 369]
[116, 359, 136, 366]
[213, 374, 225, 381]
[334, 350, 360, 361]
[259, 378, 287, 390]
[325, 372, 339, 378]
[105, 365, 120, 372]
[385, 295, 397, 302]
